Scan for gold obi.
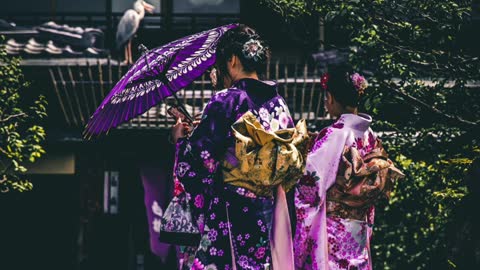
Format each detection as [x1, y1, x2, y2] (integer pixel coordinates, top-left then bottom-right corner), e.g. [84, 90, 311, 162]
[327, 139, 405, 220]
[222, 111, 309, 197]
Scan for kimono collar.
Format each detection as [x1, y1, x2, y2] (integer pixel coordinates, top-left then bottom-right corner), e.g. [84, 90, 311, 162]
[338, 113, 372, 132]
[231, 78, 278, 96]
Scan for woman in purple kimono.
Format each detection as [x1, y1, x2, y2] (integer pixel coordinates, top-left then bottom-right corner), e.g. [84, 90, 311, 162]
[294, 66, 404, 270]
[172, 25, 296, 270]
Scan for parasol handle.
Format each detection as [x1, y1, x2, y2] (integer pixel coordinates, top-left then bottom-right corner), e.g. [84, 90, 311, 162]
[138, 44, 194, 123]
[138, 44, 151, 70]
[158, 73, 194, 123]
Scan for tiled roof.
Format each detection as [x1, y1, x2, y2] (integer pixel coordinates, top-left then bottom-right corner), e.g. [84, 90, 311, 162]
[1, 20, 108, 58]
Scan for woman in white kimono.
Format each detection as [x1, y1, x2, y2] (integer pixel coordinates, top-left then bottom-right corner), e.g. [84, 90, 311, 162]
[294, 66, 404, 270]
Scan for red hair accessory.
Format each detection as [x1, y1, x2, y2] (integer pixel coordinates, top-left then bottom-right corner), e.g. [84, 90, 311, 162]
[320, 72, 330, 91]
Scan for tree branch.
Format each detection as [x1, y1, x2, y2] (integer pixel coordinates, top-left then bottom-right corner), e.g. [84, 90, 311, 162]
[0, 146, 9, 156]
[0, 112, 27, 123]
[382, 82, 479, 127]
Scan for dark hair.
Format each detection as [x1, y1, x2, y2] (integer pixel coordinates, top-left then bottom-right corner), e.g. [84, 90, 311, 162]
[325, 65, 364, 107]
[215, 24, 270, 77]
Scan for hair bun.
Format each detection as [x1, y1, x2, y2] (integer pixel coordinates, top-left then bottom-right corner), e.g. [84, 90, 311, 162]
[215, 24, 270, 75]
[323, 65, 366, 107]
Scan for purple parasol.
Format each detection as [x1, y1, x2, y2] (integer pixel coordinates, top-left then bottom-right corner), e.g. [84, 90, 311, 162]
[84, 23, 238, 137]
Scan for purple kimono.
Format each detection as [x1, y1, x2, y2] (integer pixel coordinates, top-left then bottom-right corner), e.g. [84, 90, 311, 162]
[175, 78, 295, 270]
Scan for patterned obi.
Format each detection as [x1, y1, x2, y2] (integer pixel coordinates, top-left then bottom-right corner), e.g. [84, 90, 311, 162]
[326, 139, 404, 221]
[222, 111, 309, 197]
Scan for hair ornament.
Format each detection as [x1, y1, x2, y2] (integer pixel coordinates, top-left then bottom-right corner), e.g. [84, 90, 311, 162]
[320, 72, 330, 91]
[350, 73, 368, 94]
[242, 39, 265, 62]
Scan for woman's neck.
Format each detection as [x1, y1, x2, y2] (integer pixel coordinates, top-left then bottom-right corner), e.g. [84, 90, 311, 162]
[231, 71, 259, 82]
[335, 106, 358, 117]
[345, 106, 358, 115]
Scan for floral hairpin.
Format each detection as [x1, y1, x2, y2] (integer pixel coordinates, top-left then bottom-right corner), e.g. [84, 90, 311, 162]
[320, 72, 330, 91]
[209, 67, 217, 88]
[242, 39, 265, 62]
[351, 73, 368, 94]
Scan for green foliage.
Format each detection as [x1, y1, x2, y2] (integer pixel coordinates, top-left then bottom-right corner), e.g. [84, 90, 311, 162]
[262, 0, 480, 268]
[373, 130, 477, 269]
[0, 37, 47, 193]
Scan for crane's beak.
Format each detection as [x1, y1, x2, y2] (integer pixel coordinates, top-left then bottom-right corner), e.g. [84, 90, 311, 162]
[143, 2, 155, 14]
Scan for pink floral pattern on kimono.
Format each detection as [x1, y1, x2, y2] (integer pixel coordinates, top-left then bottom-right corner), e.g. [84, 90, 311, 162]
[294, 113, 378, 270]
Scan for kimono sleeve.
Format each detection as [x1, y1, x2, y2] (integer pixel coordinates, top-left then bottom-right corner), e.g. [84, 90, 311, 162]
[174, 95, 233, 218]
[294, 126, 349, 269]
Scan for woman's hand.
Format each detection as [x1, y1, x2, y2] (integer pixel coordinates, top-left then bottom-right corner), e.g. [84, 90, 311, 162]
[171, 113, 202, 144]
[171, 118, 190, 144]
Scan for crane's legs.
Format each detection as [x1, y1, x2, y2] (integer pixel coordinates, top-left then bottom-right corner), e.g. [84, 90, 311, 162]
[123, 43, 129, 65]
[123, 39, 133, 65]
[128, 40, 133, 64]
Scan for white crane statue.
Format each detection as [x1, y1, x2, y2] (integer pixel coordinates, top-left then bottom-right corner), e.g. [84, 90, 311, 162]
[116, 0, 155, 64]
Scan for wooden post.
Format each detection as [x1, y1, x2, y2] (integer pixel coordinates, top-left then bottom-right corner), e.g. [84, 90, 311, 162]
[292, 60, 298, 120]
[97, 59, 105, 99]
[77, 65, 92, 117]
[319, 17, 325, 51]
[266, 57, 271, 80]
[86, 61, 98, 108]
[163, 100, 169, 128]
[191, 80, 197, 118]
[314, 68, 324, 127]
[300, 63, 308, 121]
[275, 59, 279, 84]
[117, 57, 123, 83]
[57, 66, 78, 126]
[49, 68, 71, 126]
[308, 66, 318, 122]
[201, 74, 206, 109]
[67, 66, 86, 125]
[107, 55, 113, 90]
